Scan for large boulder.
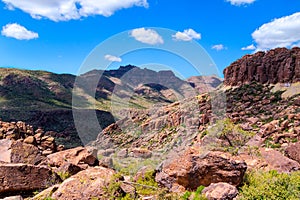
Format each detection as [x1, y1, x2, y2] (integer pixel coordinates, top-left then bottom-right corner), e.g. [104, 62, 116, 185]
[0, 139, 45, 165]
[285, 142, 300, 163]
[46, 146, 98, 168]
[202, 182, 238, 200]
[155, 150, 247, 192]
[0, 163, 60, 195]
[51, 167, 123, 199]
[260, 148, 300, 172]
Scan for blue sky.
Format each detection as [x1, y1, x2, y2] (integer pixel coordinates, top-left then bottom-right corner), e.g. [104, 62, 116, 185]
[0, 0, 300, 78]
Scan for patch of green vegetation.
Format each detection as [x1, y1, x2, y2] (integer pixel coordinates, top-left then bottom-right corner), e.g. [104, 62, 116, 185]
[181, 186, 207, 200]
[264, 138, 281, 149]
[113, 157, 159, 176]
[135, 170, 158, 195]
[239, 170, 300, 200]
[102, 173, 124, 200]
[57, 171, 71, 181]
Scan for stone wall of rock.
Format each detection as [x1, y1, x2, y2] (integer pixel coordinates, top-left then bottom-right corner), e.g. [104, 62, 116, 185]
[224, 47, 300, 86]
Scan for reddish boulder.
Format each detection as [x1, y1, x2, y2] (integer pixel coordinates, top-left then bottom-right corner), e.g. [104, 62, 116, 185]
[47, 146, 98, 168]
[155, 150, 247, 192]
[51, 167, 123, 199]
[0, 139, 45, 165]
[260, 148, 300, 172]
[202, 182, 238, 200]
[285, 142, 300, 164]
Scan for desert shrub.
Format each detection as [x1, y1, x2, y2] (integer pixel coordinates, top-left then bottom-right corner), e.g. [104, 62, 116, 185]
[202, 118, 255, 155]
[238, 170, 300, 200]
[135, 170, 158, 195]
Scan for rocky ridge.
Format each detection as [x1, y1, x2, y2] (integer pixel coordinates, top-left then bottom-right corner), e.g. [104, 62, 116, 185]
[224, 47, 300, 86]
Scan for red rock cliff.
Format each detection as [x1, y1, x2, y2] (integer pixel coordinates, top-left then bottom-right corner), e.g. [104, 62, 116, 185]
[224, 47, 300, 86]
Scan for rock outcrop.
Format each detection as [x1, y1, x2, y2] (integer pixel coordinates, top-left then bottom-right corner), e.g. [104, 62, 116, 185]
[224, 47, 300, 86]
[155, 150, 247, 192]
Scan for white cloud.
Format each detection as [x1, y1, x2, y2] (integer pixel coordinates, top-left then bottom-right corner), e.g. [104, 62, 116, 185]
[226, 0, 256, 6]
[1, 0, 149, 21]
[252, 12, 300, 51]
[104, 54, 122, 62]
[1, 23, 38, 40]
[212, 44, 226, 51]
[130, 28, 164, 45]
[172, 29, 201, 41]
[241, 44, 256, 51]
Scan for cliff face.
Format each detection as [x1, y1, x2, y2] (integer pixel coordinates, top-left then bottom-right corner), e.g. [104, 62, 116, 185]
[224, 47, 300, 86]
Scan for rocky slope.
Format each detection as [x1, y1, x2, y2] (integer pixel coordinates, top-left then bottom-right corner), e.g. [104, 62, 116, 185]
[224, 47, 300, 86]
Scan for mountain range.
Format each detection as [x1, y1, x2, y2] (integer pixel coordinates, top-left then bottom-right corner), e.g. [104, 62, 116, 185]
[0, 65, 222, 147]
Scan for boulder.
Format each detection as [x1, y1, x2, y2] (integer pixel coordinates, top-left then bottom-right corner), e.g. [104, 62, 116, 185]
[47, 146, 98, 168]
[0, 139, 45, 165]
[51, 167, 123, 199]
[202, 182, 238, 200]
[56, 163, 83, 177]
[155, 150, 247, 192]
[30, 185, 59, 200]
[285, 142, 300, 163]
[129, 148, 152, 159]
[0, 163, 60, 194]
[260, 148, 300, 172]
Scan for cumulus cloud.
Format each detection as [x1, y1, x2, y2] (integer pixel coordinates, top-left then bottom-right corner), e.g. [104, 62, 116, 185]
[1, 0, 149, 21]
[1, 23, 38, 40]
[172, 29, 201, 41]
[130, 28, 164, 45]
[241, 44, 256, 51]
[226, 0, 256, 6]
[212, 44, 226, 51]
[252, 12, 300, 51]
[104, 54, 122, 62]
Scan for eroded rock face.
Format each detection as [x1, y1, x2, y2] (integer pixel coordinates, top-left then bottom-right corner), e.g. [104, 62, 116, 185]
[155, 150, 247, 192]
[51, 167, 123, 199]
[0, 139, 45, 165]
[202, 182, 238, 200]
[224, 47, 300, 86]
[0, 163, 60, 195]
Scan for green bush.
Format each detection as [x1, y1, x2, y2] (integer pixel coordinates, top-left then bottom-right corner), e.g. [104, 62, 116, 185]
[239, 170, 300, 200]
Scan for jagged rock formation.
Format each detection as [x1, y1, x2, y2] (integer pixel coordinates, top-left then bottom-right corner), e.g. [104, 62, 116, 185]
[224, 47, 300, 86]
